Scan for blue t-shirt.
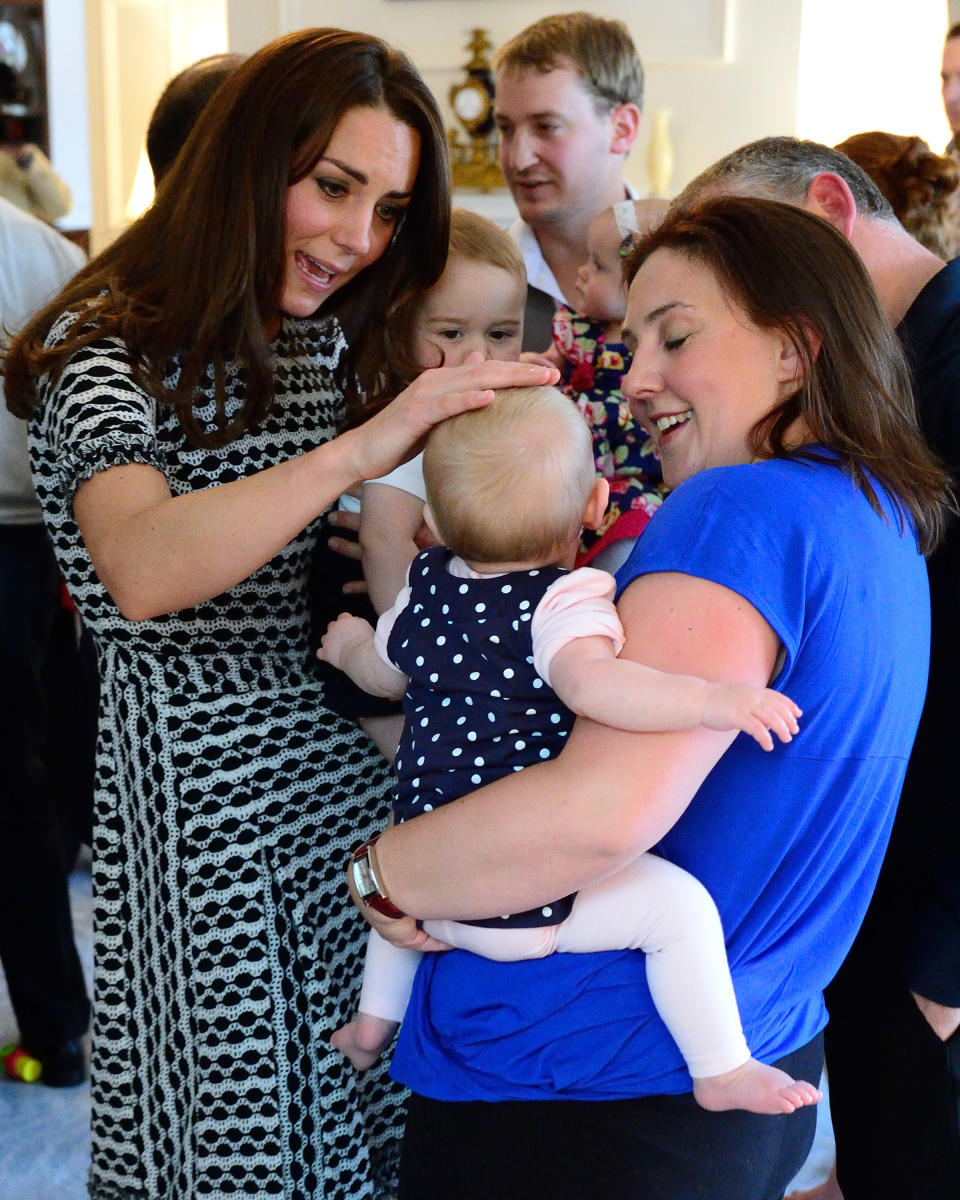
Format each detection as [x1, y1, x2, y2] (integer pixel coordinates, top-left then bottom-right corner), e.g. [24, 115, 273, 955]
[391, 455, 930, 1101]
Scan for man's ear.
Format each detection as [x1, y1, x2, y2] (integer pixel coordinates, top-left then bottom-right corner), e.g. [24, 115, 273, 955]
[804, 173, 857, 239]
[582, 478, 611, 531]
[609, 103, 641, 156]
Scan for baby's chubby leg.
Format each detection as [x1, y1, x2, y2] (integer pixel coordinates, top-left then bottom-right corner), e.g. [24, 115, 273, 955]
[422, 918, 559, 960]
[332, 929, 418, 1071]
[553, 853, 821, 1116]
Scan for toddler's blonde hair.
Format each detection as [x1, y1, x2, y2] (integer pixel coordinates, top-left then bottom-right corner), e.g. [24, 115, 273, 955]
[448, 207, 526, 287]
[423, 386, 597, 564]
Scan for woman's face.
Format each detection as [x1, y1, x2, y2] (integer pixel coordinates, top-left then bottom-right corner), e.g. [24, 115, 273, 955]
[620, 248, 798, 488]
[275, 104, 421, 330]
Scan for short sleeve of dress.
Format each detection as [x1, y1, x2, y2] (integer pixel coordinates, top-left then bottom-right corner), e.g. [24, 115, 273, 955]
[37, 314, 166, 502]
[373, 581, 413, 667]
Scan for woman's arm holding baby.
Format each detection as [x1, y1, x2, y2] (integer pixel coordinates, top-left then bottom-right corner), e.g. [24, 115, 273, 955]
[357, 570, 782, 946]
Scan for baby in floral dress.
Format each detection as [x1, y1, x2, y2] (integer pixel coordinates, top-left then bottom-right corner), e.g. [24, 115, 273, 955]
[526, 199, 669, 571]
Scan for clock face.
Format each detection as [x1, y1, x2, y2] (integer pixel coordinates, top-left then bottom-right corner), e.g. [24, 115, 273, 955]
[453, 84, 486, 123]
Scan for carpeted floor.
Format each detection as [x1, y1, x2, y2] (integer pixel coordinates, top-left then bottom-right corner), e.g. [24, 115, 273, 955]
[0, 852, 92, 1200]
[0, 848, 836, 1199]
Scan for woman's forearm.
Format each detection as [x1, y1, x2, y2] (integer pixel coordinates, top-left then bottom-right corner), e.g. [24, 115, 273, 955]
[369, 571, 780, 924]
[374, 717, 734, 923]
[73, 357, 559, 620]
[74, 434, 365, 620]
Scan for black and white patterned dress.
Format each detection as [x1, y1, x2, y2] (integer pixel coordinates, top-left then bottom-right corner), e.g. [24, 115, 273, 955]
[28, 312, 405, 1199]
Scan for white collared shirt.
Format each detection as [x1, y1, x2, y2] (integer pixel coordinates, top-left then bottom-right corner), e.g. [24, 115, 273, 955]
[508, 182, 640, 309]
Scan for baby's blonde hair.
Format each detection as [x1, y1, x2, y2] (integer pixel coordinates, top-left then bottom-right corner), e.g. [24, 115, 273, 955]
[423, 386, 597, 564]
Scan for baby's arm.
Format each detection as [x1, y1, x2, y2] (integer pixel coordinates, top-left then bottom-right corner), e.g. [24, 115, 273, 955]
[318, 613, 407, 700]
[549, 637, 800, 751]
[360, 480, 427, 615]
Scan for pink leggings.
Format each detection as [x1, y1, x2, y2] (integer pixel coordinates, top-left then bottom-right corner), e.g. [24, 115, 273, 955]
[358, 851, 750, 1080]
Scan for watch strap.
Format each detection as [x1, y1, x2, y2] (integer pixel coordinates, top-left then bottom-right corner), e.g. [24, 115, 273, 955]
[351, 836, 405, 919]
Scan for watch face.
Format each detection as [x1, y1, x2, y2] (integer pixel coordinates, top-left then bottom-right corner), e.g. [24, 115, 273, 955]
[454, 85, 486, 123]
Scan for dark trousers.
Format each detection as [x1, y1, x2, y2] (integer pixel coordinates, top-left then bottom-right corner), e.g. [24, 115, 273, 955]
[826, 912, 960, 1200]
[0, 524, 90, 1055]
[398, 1034, 822, 1200]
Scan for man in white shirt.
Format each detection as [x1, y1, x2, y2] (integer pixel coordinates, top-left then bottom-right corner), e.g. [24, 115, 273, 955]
[492, 13, 643, 349]
[0, 196, 90, 1085]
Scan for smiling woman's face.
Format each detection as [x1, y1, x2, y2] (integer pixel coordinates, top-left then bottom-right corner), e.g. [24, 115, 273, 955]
[270, 104, 420, 336]
[620, 248, 798, 489]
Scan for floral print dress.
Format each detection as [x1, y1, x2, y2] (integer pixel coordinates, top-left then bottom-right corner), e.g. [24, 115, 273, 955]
[552, 305, 667, 566]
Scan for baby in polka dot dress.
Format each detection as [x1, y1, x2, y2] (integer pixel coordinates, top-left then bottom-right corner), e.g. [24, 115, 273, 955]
[320, 386, 819, 1116]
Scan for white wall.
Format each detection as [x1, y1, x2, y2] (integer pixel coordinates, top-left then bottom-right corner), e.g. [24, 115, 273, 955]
[225, 0, 282, 53]
[263, 0, 803, 196]
[39, 0, 959, 243]
[81, 0, 229, 252]
[45, 0, 91, 234]
[798, 0, 951, 152]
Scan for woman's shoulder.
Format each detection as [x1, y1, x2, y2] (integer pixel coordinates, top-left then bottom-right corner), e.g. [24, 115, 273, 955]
[662, 454, 849, 519]
[43, 303, 99, 350]
[39, 296, 136, 370]
[39, 310, 143, 403]
[625, 452, 917, 593]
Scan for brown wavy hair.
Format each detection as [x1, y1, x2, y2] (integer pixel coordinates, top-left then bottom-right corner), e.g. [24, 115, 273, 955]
[834, 131, 960, 260]
[4, 28, 450, 446]
[623, 195, 953, 554]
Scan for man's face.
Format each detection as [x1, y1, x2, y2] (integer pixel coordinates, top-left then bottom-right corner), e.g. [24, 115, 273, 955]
[494, 64, 621, 231]
[942, 37, 960, 134]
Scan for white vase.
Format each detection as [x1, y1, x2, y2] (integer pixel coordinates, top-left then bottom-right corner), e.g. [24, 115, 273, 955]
[646, 109, 674, 198]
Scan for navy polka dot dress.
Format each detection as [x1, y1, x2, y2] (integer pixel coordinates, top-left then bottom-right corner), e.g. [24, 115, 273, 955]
[387, 547, 576, 928]
[28, 313, 404, 1199]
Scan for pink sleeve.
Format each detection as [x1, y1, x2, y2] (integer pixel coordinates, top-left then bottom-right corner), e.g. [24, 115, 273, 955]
[531, 568, 625, 687]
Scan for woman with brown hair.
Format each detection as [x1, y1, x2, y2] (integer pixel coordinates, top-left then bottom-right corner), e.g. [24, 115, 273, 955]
[347, 197, 951, 1199]
[3, 27, 553, 1200]
[835, 130, 960, 260]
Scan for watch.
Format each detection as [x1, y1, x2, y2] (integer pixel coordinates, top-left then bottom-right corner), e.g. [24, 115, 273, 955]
[351, 836, 404, 919]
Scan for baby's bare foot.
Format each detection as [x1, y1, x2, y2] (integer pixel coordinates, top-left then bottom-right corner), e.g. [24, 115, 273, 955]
[693, 1058, 822, 1115]
[330, 1015, 397, 1072]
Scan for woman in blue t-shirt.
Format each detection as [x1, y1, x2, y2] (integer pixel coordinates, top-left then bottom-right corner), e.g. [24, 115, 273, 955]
[345, 197, 953, 1200]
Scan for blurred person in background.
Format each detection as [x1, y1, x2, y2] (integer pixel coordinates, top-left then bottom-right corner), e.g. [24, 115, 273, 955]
[942, 24, 960, 160]
[0, 61, 71, 223]
[835, 131, 960, 260]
